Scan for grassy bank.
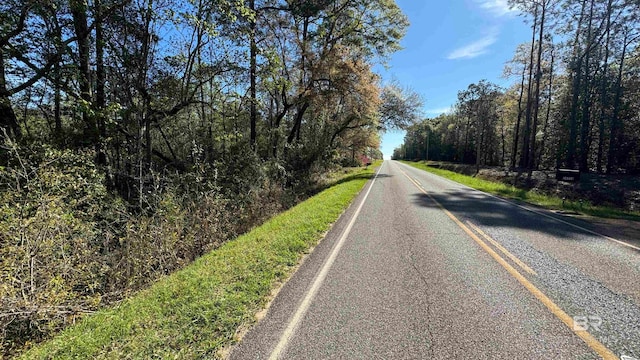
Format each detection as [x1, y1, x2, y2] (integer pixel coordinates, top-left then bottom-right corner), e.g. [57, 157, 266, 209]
[20, 162, 380, 359]
[401, 161, 640, 221]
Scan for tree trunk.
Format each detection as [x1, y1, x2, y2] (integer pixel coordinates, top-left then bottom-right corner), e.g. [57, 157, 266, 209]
[0, 51, 21, 140]
[249, 0, 257, 149]
[54, 61, 62, 139]
[520, 4, 538, 168]
[95, 0, 107, 165]
[566, 0, 587, 169]
[578, 0, 596, 172]
[529, 0, 546, 169]
[287, 102, 309, 144]
[141, 0, 154, 172]
[287, 16, 309, 145]
[70, 0, 95, 142]
[501, 118, 506, 165]
[538, 43, 554, 169]
[52, 14, 64, 141]
[607, 33, 628, 174]
[424, 129, 429, 161]
[596, 0, 612, 173]
[475, 104, 483, 173]
[511, 62, 526, 169]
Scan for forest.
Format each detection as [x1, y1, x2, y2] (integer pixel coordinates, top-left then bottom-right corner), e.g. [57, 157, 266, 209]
[394, 0, 640, 175]
[0, 0, 421, 356]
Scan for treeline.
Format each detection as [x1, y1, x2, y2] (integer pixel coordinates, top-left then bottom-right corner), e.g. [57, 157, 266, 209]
[395, 0, 640, 174]
[0, 0, 419, 355]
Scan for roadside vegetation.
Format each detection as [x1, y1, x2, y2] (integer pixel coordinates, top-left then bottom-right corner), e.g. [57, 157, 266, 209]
[0, 0, 420, 356]
[394, 1, 640, 188]
[16, 162, 379, 359]
[402, 161, 640, 221]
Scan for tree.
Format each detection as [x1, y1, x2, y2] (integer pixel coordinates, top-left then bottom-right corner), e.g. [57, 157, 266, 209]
[503, 43, 530, 168]
[379, 81, 423, 131]
[457, 80, 502, 171]
[0, 1, 64, 141]
[399, 0, 640, 175]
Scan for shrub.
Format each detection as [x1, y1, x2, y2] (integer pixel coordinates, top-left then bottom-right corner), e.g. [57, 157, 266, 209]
[0, 142, 305, 357]
[0, 145, 120, 356]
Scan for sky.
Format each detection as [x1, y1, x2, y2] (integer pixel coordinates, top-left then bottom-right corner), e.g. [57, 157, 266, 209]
[378, 0, 531, 159]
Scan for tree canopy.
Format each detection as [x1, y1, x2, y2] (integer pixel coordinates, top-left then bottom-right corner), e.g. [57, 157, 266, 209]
[0, 0, 418, 355]
[395, 0, 640, 175]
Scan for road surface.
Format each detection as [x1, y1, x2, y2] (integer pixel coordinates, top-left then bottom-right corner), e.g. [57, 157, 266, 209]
[230, 160, 640, 359]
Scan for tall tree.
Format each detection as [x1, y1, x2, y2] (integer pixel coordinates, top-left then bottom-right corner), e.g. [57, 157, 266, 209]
[513, 0, 538, 168]
[596, 0, 613, 173]
[607, 14, 640, 173]
[528, 0, 552, 169]
[565, 0, 588, 169]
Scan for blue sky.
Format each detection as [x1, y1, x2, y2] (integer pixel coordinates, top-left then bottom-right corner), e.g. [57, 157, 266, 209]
[378, 0, 531, 159]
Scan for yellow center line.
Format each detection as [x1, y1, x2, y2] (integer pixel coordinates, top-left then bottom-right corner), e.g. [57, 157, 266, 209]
[396, 164, 618, 360]
[466, 220, 538, 276]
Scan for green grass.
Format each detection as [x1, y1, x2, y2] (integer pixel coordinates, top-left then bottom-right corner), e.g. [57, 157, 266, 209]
[401, 160, 640, 222]
[20, 162, 381, 359]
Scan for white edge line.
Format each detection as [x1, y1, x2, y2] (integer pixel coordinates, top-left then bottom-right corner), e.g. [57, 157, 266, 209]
[268, 162, 384, 360]
[396, 161, 640, 252]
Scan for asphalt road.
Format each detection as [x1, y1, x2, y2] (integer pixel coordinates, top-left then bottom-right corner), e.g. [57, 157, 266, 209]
[229, 160, 640, 359]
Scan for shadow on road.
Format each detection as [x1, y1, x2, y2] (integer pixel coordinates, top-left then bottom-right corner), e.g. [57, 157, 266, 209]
[410, 190, 610, 241]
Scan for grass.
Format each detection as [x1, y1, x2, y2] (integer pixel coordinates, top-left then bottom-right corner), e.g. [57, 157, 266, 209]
[20, 161, 381, 359]
[401, 160, 640, 222]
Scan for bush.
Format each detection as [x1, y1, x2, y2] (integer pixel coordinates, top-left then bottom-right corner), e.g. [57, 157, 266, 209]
[0, 142, 303, 357]
[0, 145, 120, 356]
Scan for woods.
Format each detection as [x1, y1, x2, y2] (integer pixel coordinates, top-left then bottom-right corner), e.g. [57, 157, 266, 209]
[0, 0, 418, 356]
[395, 0, 640, 175]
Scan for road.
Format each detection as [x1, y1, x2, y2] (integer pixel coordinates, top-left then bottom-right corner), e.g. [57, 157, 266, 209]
[229, 160, 640, 359]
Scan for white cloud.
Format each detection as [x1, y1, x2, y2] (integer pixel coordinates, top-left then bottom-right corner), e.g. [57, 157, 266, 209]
[426, 107, 452, 115]
[446, 32, 498, 60]
[476, 0, 516, 17]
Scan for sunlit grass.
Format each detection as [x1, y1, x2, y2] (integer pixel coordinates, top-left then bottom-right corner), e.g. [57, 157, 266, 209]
[20, 163, 379, 359]
[401, 161, 640, 222]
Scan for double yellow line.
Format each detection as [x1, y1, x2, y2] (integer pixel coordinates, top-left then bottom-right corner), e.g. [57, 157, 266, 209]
[397, 166, 618, 360]
[465, 221, 537, 276]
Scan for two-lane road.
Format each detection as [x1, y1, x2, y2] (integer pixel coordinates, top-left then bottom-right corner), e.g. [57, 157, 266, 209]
[230, 160, 640, 359]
